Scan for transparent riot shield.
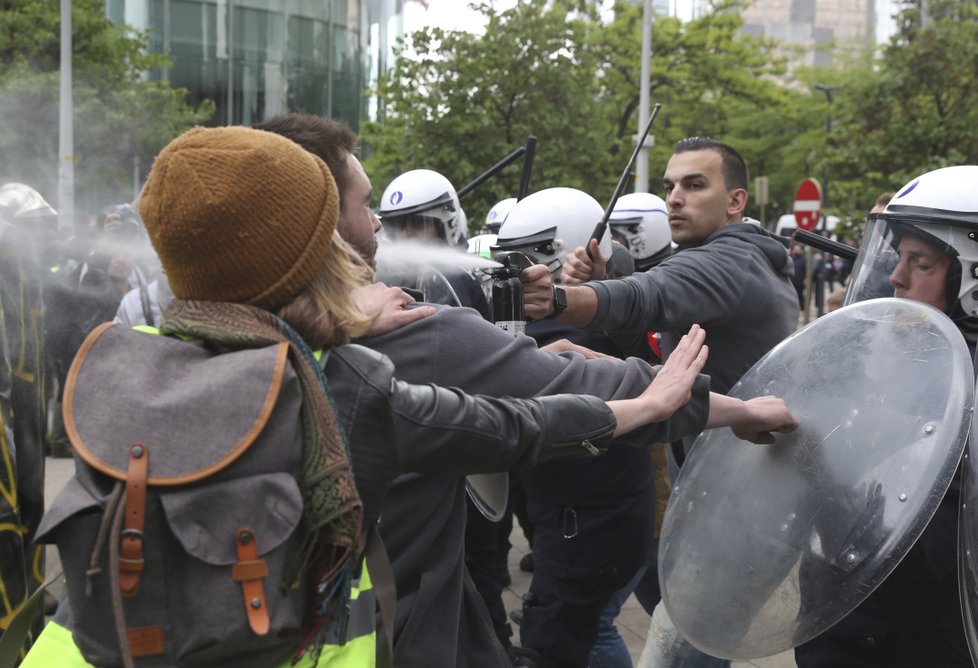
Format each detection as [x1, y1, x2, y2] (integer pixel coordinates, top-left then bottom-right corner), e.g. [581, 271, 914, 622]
[958, 403, 978, 663]
[658, 298, 973, 660]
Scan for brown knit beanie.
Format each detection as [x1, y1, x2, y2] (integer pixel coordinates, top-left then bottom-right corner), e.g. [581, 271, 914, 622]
[139, 126, 339, 311]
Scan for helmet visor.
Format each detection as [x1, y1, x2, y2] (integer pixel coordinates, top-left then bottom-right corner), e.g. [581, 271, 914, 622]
[490, 227, 558, 269]
[846, 216, 959, 313]
[382, 212, 451, 242]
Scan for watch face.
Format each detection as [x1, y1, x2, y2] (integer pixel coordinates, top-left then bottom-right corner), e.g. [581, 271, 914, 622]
[549, 286, 567, 318]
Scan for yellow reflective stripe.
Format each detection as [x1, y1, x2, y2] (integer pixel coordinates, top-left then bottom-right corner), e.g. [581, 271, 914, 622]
[318, 630, 376, 666]
[21, 622, 90, 667]
[23, 621, 368, 667]
[132, 325, 193, 341]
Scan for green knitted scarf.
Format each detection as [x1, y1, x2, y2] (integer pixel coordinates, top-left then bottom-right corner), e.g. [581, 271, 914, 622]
[160, 299, 363, 657]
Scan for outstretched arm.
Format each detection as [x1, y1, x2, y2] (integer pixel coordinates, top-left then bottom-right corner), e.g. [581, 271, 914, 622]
[520, 264, 600, 326]
[705, 394, 798, 444]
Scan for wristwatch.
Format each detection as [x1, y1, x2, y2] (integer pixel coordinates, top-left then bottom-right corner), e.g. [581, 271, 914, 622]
[546, 285, 567, 319]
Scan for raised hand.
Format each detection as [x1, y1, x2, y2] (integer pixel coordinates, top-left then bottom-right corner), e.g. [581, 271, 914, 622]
[639, 324, 709, 422]
[561, 239, 607, 285]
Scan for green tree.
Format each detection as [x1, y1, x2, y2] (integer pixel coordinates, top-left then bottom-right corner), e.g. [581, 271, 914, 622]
[810, 0, 978, 238]
[0, 0, 213, 219]
[593, 0, 815, 225]
[363, 0, 614, 227]
[364, 0, 813, 231]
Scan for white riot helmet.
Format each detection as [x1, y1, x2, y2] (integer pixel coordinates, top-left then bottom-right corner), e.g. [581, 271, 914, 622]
[846, 165, 978, 322]
[608, 192, 673, 271]
[492, 187, 612, 278]
[379, 169, 466, 247]
[484, 197, 517, 234]
[0, 182, 57, 226]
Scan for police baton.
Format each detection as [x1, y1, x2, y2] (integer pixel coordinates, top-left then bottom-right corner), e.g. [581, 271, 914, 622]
[517, 136, 537, 201]
[587, 103, 662, 259]
[457, 146, 527, 199]
[792, 228, 858, 261]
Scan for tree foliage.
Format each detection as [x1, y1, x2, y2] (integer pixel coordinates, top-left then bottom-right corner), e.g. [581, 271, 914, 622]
[0, 0, 213, 218]
[809, 0, 978, 240]
[363, 0, 613, 226]
[363, 0, 816, 231]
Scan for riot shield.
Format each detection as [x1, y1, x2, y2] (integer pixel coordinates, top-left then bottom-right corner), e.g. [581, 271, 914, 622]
[958, 407, 978, 663]
[658, 298, 973, 660]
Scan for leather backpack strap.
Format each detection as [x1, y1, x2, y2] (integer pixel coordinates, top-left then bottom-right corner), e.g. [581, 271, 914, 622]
[119, 443, 149, 597]
[364, 525, 396, 668]
[233, 528, 270, 636]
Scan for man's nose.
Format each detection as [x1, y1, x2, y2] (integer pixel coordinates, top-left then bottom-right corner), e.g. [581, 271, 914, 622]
[889, 263, 907, 288]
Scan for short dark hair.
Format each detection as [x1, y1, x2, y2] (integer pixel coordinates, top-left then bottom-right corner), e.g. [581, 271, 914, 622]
[673, 137, 749, 191]
[253, 114, 358, 210]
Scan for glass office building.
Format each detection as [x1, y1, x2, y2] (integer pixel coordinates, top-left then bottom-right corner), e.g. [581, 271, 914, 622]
[105, 0, 405, 130]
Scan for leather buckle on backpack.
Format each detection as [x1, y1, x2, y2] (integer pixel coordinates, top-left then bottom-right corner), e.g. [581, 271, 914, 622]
[234, 528, 270, 636]
[120, 444, 149, 597]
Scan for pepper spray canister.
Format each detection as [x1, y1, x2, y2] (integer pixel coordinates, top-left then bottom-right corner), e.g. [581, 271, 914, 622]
[489, 251, 533, 337]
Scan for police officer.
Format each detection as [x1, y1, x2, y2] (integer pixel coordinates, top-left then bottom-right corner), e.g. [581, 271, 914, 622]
[796, 165, 978, 668]
[493, 187, 656, 668]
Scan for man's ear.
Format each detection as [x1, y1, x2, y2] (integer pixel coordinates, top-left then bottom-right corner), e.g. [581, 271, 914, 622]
[728, 188, 748, 217]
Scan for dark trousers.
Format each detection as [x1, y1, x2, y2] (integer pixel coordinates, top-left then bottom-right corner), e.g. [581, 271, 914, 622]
[519, 537, 638, 668]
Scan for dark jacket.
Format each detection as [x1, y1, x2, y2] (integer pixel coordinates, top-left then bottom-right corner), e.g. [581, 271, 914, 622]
[322, 343, 622, 530]
[364, 306, 711, 668]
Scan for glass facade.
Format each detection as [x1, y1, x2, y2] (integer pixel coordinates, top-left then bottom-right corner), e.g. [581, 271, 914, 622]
[106, 0, 404, 131]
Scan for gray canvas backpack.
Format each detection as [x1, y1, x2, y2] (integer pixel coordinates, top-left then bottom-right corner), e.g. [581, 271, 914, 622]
[37, 322, 310, 667]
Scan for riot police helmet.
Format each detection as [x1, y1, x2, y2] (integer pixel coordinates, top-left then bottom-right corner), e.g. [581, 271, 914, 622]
[846, 166, 978, 329]
[484, 197, 517, 234]
[608, 192, 672, 271]
[491, 187, 612, 279]
[378, 169, 466, 247]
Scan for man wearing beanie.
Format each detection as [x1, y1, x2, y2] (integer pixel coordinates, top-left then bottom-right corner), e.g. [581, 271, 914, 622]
[254, 114, 795, 668]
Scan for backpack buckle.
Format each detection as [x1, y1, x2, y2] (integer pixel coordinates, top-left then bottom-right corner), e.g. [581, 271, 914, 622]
[235, 528, 270, 636]
[120, 444, 149, 597]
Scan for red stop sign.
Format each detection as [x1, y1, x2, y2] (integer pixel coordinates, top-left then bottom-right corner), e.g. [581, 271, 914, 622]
[793, 178, 823, 231]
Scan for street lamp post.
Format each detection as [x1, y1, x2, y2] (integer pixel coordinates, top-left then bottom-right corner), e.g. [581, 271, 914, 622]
[812, 83, 839, 317]
[635, 0, 653, 193]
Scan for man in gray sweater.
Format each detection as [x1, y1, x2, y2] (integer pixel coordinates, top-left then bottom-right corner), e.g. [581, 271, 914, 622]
[520, 137, 800, 667]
